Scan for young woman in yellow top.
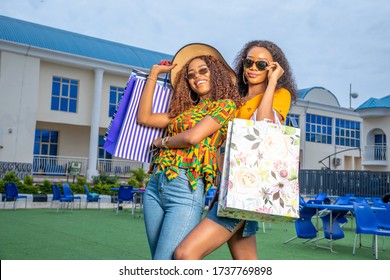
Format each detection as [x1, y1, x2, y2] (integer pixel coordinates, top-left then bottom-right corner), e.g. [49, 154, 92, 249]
[174, 40, 297, 260]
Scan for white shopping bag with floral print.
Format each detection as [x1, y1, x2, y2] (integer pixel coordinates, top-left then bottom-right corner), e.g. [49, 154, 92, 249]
[217, 118, 300, 222]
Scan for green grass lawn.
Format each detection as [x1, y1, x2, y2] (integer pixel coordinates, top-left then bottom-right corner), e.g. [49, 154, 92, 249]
[0, 208, 389, 260]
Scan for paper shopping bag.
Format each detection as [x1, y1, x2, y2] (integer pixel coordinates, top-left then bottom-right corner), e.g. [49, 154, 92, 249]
[104, 69, 172, 163]
[103, 75, 137, 155]
[217, 118, 300, 222]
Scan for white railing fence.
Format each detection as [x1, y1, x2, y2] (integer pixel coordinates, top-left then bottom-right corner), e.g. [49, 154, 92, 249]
[364, 145, 387, 161]
[32, 155, 142, 179]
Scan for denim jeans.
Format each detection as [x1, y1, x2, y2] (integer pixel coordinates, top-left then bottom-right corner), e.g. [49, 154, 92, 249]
[206, 201, 259, 236]
[143, 168, 205, 260]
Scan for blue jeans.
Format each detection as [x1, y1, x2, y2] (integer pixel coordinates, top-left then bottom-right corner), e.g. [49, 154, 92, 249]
[143, 168, 205, 260]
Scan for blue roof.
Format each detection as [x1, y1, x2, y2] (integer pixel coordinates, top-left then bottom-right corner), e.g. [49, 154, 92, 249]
[0, 15, 172, 69]
[356, 95, 390, 110]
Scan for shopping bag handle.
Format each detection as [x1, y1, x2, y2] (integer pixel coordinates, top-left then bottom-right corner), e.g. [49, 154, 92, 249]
[163, 73, 169, 88]
[131, 68, 171, 88]
[273, 109, 282, 126]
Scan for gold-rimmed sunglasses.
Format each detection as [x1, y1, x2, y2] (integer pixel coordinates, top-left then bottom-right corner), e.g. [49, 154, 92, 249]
[186, 67, 209, 80]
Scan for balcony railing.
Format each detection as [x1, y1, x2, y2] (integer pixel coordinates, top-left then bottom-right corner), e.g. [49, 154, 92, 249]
[97, 158, 142, 178]
[32, 155, 142, 178]
[364, 145, 387, 161]
[33, 155, 88, 176]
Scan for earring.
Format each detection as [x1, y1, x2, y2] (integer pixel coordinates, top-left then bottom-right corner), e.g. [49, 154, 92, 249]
[243, 71, 248, 84]
[189, 90, 200, 104]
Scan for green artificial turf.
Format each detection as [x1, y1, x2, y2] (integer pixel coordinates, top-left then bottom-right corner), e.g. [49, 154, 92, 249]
[0, 208, 389, 260]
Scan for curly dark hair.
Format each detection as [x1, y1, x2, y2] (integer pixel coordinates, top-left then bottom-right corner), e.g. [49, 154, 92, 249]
[168, 55, 243, 118]
[233, 40, 297, 102]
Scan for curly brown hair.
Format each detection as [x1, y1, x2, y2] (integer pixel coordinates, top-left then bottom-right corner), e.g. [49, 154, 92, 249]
[168, 55, 243, 117]
[233, 40, 297, 102]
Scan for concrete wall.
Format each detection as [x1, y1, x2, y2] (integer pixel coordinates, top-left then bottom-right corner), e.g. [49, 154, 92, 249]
[0, 51, 40, 164]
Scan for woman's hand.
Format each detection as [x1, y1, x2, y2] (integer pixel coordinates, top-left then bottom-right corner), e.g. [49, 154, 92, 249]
[149, 60, 176, 77]
[158, 60, 172, 66]
[152, 137, 164, 148]
[267, 61, 284, 84]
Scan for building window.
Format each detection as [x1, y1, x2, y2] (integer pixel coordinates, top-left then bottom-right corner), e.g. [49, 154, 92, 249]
[286, 113, 299, 127]
[305, 113, 332, 144]
[51, 76, 79, 113]
[109, 86, 124, 117]
[374, 133, 387, 160]
[98, 135, 112, 159]
[335, 119, 361, 148]
[34, 130, 58, 155]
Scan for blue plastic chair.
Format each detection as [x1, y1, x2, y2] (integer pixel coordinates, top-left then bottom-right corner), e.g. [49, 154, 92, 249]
[51, 184, 73, 212]
[205, 187, 217, 207]
[372, 197, 386, 208]
[320, 212, 345, 240]
[84, 185, 101, 209]
[374, 203, 390, 250]
[116, 185, 134, 215]
[50, 184, 61, 208]
[2, 182, 27, 210]
[374, 203, 390, 230]
[312, 196, 349, 251]
[62, 183, 81, 209]
[334, 196, 351, 205]
[307, 192, 329, 205]
[333, 196, 351, 226]
[352, 202, 390, 259]
[284, 196, 317, 244]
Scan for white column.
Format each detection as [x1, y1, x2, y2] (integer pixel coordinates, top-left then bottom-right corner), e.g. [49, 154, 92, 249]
[87, 68, 104, 181]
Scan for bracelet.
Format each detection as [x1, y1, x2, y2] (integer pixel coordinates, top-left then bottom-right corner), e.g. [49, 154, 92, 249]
[147, 76, 157, 83]
[161, 136, 170, 148]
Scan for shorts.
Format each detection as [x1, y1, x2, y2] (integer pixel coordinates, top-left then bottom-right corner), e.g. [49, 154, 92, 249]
[205, 201, 259, 237]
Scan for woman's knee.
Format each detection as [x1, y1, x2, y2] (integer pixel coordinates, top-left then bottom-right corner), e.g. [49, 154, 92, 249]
[173, 243, 194, 260]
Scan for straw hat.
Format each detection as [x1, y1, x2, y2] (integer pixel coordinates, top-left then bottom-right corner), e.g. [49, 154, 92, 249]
[170, 43, 235, 89]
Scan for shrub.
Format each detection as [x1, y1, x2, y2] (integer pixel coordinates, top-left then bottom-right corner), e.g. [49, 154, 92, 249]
[127, 168, 150, 189]
[22, 185, 39, 194]
[23, 175, 34, 186]
[1, 171, 23, 193]
[3, 171, 22, 187]
[39, 180, 52, 194]
[76, 176, 87, 187]
[0, 180, 4, 193]
[92, 173, 118, 185]
[93, 181, 117, 195]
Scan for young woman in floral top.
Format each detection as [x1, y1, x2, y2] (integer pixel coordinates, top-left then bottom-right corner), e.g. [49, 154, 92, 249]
[137, 43, 242, 260]
[174, 40, 297, 260]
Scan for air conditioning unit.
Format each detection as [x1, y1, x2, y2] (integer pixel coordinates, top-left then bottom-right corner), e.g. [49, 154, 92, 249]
[333, 158, 342, 166]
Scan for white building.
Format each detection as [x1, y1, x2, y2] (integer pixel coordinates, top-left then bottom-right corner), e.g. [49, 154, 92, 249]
[0, 16, 389, 182]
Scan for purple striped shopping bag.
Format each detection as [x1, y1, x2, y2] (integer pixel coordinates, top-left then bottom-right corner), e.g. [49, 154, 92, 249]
[103, 76, 136, 155]
[104, 69, 172, 163]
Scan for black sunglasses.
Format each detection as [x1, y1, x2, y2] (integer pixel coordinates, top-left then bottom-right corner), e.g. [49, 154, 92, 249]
[186, 67, 209, 80]
[243, 58, 268, 71]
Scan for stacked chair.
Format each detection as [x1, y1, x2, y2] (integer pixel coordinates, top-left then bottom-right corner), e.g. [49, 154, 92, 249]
[284, 196, 317, 244]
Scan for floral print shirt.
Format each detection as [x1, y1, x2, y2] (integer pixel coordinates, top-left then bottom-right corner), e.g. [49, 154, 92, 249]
[152, 98, 236, 192]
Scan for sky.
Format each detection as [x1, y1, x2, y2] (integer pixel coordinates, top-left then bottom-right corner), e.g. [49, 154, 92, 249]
[1, 0, 390, 109]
